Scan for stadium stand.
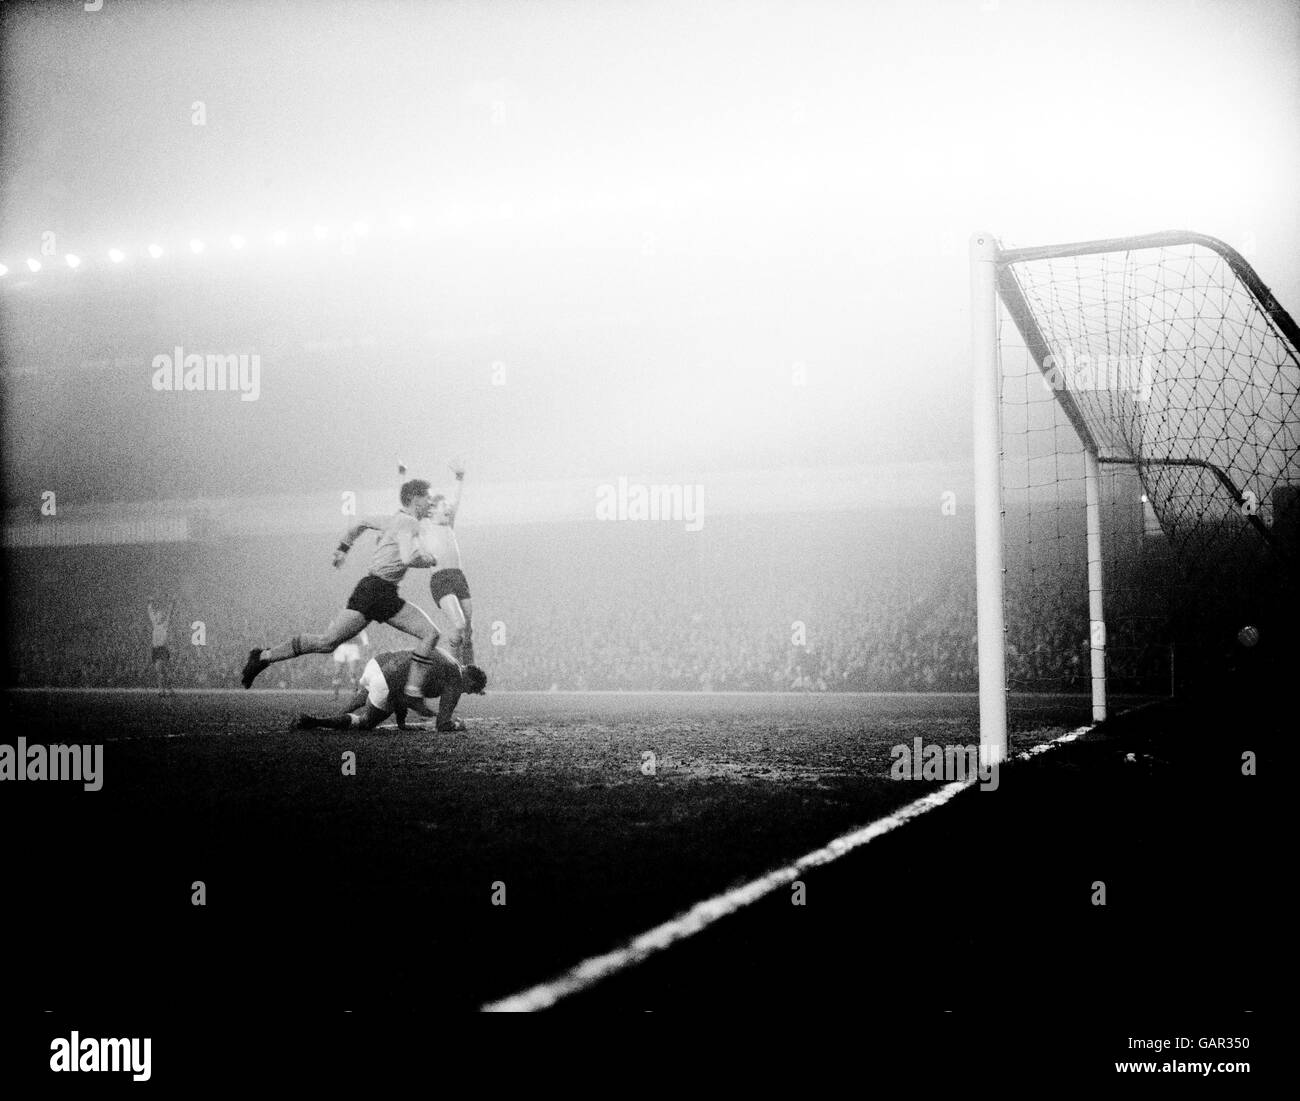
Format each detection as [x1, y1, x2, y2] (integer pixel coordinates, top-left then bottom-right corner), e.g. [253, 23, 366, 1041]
[5, 508, 1178, 694]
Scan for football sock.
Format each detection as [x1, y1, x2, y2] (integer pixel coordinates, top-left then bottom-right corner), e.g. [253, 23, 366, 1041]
[264, 635, 315, 663]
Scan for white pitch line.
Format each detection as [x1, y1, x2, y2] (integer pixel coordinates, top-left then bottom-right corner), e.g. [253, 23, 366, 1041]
[482, 724, 1096, 1012]
[7, 687, 1137, 701]
[4, 687, 345, 696]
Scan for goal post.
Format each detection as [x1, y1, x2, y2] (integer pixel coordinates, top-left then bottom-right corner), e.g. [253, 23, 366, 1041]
[971, 229, 1300, 759]
[970, 233, 1008, 766]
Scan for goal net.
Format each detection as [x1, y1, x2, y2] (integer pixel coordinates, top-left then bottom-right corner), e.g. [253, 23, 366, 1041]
[971, 231, 1300, 761]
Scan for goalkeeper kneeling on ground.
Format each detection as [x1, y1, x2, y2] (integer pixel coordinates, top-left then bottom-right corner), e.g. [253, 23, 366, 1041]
[293, 646, 487, 732]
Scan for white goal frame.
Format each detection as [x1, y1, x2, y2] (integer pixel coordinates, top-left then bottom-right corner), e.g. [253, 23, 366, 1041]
[970, 229, 1300, 764]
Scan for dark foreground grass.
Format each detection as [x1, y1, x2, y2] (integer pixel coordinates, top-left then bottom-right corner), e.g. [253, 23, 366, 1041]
[559, 695, 1280, 1015]
[1, 689, 1274, 1015]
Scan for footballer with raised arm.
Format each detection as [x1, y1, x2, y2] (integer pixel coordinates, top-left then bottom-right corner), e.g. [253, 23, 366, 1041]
[147, 594, 178, 697]
[421, 460, 476, 666]
[241, 479, 444, 713]
[292, 646, 488, 732]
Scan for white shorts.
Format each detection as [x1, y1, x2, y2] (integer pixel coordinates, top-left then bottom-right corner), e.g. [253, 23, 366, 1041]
[358, 658, 390, 710]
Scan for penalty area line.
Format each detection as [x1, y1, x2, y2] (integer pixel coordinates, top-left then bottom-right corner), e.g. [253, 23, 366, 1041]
[482, 723, 1095, 1012]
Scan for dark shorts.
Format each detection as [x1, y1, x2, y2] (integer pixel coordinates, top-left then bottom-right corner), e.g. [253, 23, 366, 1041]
[347, 575, 405, 623]
[429, 568, 471, 605]
[151, 646, 171, 664]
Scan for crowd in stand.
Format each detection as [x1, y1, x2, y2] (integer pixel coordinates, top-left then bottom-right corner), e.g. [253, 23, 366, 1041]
[5, 516, 1174, 693]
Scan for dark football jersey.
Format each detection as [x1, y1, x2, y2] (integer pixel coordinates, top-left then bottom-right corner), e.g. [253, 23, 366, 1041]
[375, 648, 461, 702]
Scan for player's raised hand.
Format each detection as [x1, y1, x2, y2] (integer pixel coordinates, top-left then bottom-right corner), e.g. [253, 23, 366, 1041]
[332, 548, 348, 569]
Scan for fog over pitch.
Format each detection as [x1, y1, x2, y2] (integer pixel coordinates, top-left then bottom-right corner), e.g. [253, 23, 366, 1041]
[3, 0, 1296, 507]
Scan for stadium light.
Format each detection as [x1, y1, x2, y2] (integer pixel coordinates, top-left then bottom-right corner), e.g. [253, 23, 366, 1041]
[397, 213, 415, 231]
[313, 224, 329, 240]
[190, 239, 206, 254]
[108, 248, 125, 263]
[351, 220, 370, 237]
[271, 230, 289, 246]
[0, 264, 8, 277]
[147, 244, 164, 259]
[229, 234, 247, 250]
[26, 258, 41, 272]
[65, 254, 82, 269]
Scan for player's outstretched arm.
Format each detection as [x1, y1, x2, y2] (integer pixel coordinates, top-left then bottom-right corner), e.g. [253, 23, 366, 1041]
[447, 461, 465, 527]
[435, 685, 465, 732]
[334, 515, 384, 567]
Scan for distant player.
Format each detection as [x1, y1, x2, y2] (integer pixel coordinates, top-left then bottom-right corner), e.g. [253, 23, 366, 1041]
[242, 480, 444, 712]
[147, 595, 177, 696]
[421, 460, 475, 666]
[332, 630, 368, 699]
[293, 646, 487, 732]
